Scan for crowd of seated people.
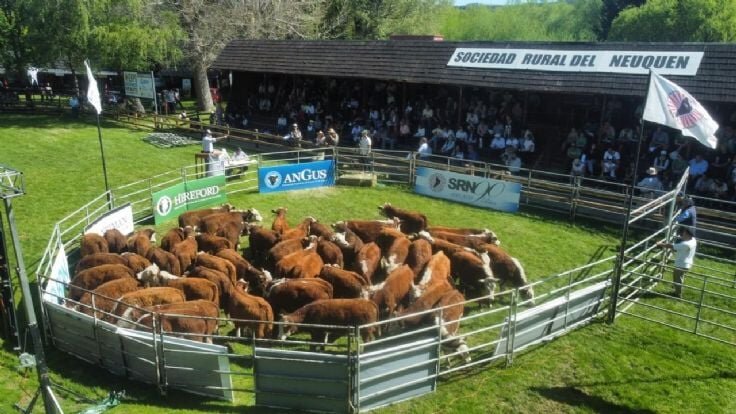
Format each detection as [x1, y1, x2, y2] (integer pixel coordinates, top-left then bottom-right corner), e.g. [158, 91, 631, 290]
[223, 78, 537, 171]
[565, 112, 736, 202]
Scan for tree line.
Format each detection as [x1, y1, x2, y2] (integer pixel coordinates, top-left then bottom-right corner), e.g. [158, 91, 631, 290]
[1, 0, 733, 111]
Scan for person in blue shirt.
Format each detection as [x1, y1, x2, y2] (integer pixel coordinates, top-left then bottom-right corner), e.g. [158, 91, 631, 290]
[673, 193, 697, 236]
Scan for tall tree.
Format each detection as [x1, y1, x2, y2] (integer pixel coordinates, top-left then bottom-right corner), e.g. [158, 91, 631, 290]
[599, 0, 645, 40]
[609, 0, 736, 42]
[0, 0, 49, 84]
[438, 1, 602, 42]
[318, 0, 449, 40]
[173, 0, 320, 112]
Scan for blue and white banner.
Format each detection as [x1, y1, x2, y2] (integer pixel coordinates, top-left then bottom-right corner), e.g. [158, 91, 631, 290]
[258, 160, 335, 194]
[84, 203, 135, 237]
[43, 243, 70, 304]
[414, 167, 521, 213]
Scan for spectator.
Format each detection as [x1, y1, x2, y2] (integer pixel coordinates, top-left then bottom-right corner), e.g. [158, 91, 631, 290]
[359, 129, 372, 155]
[656, 226, 696, 298]
[649, 126, 670, 154]
[284, 123, 302, 146]
[710, 178, 728, 200]
[440, 135, 456, 156]
[571, 158, 585, 184]
[601, 145, 621, 180]
[326, 128, 339, 146]
[276, 114, 288, 135]
[69, 95, 80, 117]
[688, 154, 709, 188]
[504, 150, 522, 175]
[413, 137, 432, 160]
[693, 175, 713, 196]
[653, 150, 670, 175]
[637, 167, 664, 198]
[519, 130, 536, 162]
[315, 130, 327, 146]
[674, 194, 697, 233]
[202, 129, 216, 153]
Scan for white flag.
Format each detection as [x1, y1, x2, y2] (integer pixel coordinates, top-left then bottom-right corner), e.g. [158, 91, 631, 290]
[84, 60, 102, 115]
[643, 71, 718, 149]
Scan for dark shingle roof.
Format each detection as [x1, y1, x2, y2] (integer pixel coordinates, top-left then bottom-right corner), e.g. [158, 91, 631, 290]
[212, 40, 736, 103]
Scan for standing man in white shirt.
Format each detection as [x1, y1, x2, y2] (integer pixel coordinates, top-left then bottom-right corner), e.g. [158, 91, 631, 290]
[202, 129, 216, 153]
[657, 227, 697, 298]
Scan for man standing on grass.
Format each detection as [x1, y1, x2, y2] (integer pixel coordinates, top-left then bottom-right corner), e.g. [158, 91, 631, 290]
[657, 226, 697, 298]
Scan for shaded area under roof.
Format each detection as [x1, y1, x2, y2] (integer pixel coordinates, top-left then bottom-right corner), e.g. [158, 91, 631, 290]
[212, 40, 736, 103]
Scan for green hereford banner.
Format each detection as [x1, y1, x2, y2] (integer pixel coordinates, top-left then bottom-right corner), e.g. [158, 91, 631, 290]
[152, 175, 227, 224]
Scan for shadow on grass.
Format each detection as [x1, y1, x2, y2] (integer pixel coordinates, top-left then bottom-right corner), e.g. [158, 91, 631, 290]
[532, 385, 657, 414]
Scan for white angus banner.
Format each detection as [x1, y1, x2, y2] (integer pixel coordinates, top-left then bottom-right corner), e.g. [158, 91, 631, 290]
[84, 203, 135, 237]
[447, 48, 704, 76]
[415, 167, 521, 213]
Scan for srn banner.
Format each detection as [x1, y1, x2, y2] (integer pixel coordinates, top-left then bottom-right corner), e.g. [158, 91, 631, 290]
[152, 175, 227, 224]
[414, 167, 521, 213]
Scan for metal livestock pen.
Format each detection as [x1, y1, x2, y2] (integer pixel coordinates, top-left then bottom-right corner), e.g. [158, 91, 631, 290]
[35, 148, 736, 412]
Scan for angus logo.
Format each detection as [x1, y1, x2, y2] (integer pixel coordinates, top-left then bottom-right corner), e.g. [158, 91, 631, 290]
[667, 90, 702, 129]
[265, 171, 283, 189]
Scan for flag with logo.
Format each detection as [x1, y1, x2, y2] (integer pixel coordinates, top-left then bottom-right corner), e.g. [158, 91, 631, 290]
[84, 60, 102, 115]
[643, 71, 718, 149]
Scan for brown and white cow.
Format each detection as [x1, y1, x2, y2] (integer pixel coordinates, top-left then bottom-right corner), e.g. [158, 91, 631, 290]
[352, 242, 381, 285]
[266, 236, 312, 268]
[178, 204, 233, 229]
[131, 300, 220, 343]
[370, 265, 415, 319]
[375, 227, 411, 274]
[264, 278, 333, 316]
[160, 227, 186, 253]
[279, 299, 379, 344]
[378, 203, 429, 234]
[274, 249, 324, 279]
[334, 218, 401, 243]
[413, 251, 453, 299]
[405, 239, 433, 282]
[80, 233, 108, 258]
[146, 247, 182, 276]
[195, 252, 237, 284]
[309, 220, 335, 239]
[170, 227, 198, 273]
[113, 287, 187, 323]
[69, 264, 136, 301]
[228, 280, 274, 338]
[199, 209, 261, 249]
[271, 207, 289, 234]
[428, 230, 499, 248]
[195, 233, 234, 254]
[187, 265, 235, 309]
[281, 217, 315, 240]
[215, 248, 272, 297]
[318, 265, 370, 299]
[247, 224, 281, 265]
[75, 252, 127, 274]
[127, 228, 156, 257]
[136, 264, 219, 304]
[76, 277, 141, 319]
[316, 237, 344, 268]
[103, 229, 128, 254]
[330, 227, 364, 269]
[476, 243, 534, 304]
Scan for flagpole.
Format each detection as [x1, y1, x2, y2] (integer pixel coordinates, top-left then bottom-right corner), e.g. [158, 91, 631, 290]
[607, 70, 653, 324]
[96, 113, 110, 193]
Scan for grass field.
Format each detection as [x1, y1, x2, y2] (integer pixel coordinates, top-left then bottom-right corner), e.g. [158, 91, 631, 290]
[1, 114, 735, 413]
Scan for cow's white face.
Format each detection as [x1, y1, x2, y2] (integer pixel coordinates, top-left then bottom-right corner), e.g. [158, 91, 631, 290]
[331, 232, 349, 247]
[248, 208, 263, 222]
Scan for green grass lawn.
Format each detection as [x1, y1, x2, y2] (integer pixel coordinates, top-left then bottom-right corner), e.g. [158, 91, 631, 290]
[1, 114, 734, 413]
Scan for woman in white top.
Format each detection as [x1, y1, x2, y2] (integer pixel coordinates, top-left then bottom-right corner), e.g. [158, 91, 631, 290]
[657, 226, 696, 298]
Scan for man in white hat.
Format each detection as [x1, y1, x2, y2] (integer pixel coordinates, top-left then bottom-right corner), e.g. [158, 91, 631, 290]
[637, 166, 664, 198]
[202, 129, 216, 153]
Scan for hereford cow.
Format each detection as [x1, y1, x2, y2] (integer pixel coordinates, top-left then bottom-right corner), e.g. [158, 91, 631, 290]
[228, 280, 274, 338]
[136, 264, 219, 304]
[199, 209, 261, 248]
[330, 227, 364, 269]
[130, 300, 220, 343]
[195, 233, 234, 254]
[160, 227, 186, 252]
[353, 242, 381, 284]
[266, 236, 312, 268]
[274, 249, 324, 279]
[309, 220, 335, 239]
[178, 204, 234, 229]
[370, 265, 415, 319]
[75, 253, 126, 274]
[76, 277, 141, 319]
[428, 230, 499, 248]
[195, 252, 237, 284]
[375, 227, 411, 273]
[146, 247, 182, 276]
[477, 243, 534, 304]
[450, 249, 496, 302]
[271, 207, 289, 234]
[378, 203, 429, 234]
[127, 228, 156, 257]
[397, 282, 450, 332]
[406, 239, 433, 281]
[316, 237, 344, 268]
[427, 225, 497, 237]
[265, 278, 333, 316]
[281, 217, 315, 240]
[80, 233, 108, 257]
[170, 227, 198, 273]
[120, 252, 152, 274]
[188, 265, 234, 309]
[215, 248, 272, 297]
[279, 299, 379, 344]
[69, 264, 136, 301]
[414, 251, 453, 298]
[334, 218, 401, 243]
[318, 265, 370, 299]
[112, 287, 186, 323]
[435, 289, 471, 363]
[103, 229, 128, 254]
[247, 224, 280, 265]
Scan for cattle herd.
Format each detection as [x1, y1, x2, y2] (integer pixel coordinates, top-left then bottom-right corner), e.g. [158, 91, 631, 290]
[66, 202, 534, 360]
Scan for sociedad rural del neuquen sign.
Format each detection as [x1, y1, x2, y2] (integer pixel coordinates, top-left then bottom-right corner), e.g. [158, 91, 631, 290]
[152, 175, 227, 224]
[447, 48, 704, 76]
